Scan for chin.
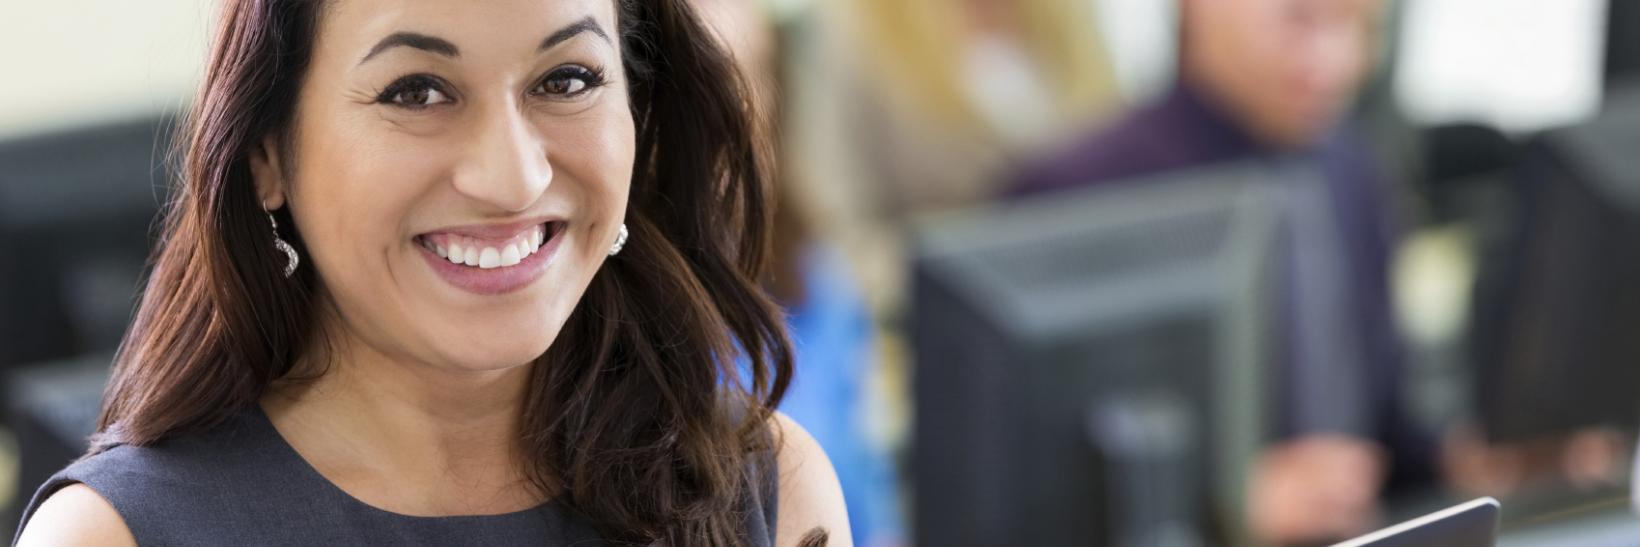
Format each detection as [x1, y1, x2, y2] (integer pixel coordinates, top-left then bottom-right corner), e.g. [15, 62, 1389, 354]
[421, 322, 559, 371]
[414, 299, 573, 369]
[436, 343, 552, 372]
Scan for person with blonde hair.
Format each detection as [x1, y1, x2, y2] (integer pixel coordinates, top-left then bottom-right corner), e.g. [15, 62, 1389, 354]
[780, 0, 1124, 320]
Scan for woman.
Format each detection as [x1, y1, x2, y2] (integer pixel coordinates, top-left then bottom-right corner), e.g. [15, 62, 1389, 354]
[13, 0, 848, 545]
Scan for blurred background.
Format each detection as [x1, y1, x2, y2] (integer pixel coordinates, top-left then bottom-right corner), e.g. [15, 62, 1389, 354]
[4, 0, 1640, 545]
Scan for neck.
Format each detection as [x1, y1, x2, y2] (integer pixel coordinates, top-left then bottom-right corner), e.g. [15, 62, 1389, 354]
[261, 308, 544, 516]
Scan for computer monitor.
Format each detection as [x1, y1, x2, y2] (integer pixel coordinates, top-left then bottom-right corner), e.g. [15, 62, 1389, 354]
[0, 116, 173, 538]
[0, 116, 173, 369]
[1335, 497, 1499, 547]
[1472, 84, 1640, 443]
[1606, 0, 1640, 87]
[910, 162, 1287, 546]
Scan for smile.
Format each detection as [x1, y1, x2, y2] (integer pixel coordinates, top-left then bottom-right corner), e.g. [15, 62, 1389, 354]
[413, 220, 565, 295]
[419, 223, 550, 269]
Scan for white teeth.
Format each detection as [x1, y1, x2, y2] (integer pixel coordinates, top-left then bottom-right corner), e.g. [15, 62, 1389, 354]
[478, 247, 501, 268]
[431, 225, 551, 269]
[500, 243, 522, 266]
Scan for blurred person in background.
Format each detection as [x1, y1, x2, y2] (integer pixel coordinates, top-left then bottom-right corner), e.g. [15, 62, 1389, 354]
[786, 0, 1124, 318]
[773, 12, 1123, 542]
[692, 0, 906, 545]
[1011, 0, 1422, 544]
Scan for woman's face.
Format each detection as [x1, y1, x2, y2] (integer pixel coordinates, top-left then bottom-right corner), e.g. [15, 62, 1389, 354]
[252, 0, 634, 371]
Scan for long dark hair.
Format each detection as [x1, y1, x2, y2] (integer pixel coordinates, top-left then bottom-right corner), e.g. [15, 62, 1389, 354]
[97, 0, 797, 544]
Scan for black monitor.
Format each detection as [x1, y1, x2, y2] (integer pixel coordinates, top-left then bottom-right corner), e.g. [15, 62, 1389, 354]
[0, 116, 173, 369]
[1607, 0, 1640, 88]
[0, 116, 173, 538]
[910, 162, 1288, 546]
[1472, 84, 1640, 443]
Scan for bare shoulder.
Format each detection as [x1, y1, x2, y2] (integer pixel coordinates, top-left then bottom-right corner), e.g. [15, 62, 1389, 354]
[769, 411, 853, 547]
[14, 483, 137, 547]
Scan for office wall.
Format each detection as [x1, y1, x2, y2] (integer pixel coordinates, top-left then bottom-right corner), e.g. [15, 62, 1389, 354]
[0, 0, 211, 140]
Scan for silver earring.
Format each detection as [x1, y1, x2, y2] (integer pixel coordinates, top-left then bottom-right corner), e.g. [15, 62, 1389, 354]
[267, 210, 299, 277]
[608, 223, 629, 257]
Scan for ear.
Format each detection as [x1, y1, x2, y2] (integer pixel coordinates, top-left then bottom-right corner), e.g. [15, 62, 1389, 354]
[248, 135, 288, 210]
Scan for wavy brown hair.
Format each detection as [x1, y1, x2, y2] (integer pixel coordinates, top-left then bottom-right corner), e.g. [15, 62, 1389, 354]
[95, 0, 801, 544]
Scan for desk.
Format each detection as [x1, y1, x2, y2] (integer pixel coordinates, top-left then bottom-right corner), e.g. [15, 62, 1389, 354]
[1499, 500, 1640, 546]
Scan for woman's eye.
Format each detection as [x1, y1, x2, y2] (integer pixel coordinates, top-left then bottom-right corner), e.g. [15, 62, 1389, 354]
[533, 66, 605, 98]
[376, 76, 453, 109]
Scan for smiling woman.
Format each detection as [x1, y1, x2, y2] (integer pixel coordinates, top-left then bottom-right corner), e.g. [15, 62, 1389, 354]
[11, 0, 847, 546]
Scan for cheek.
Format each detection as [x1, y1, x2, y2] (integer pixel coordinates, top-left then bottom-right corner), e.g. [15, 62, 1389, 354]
[542, 104, 636, 220]
[288, 118, 447, 323]
[595, 123, 636, 216]
[295, 135, 423, 251]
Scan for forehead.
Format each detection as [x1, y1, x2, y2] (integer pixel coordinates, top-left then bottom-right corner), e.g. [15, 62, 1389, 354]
[315, 0, 618, 59]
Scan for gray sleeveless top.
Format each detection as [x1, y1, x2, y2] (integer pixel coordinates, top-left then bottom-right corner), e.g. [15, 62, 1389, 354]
[13, 406, 778, 546]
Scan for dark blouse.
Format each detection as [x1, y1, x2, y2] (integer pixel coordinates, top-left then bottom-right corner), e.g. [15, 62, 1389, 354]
[14, 405, 778, 546]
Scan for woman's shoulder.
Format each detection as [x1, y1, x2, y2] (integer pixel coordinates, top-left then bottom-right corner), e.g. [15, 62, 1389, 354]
[13, 410, 277, 546]
[13, 483, 135, 547]
[26, 419, 253, 508]
[57, 419, 256, 478]
[52, 409, 274, 491]
[768, 411, 853, 546]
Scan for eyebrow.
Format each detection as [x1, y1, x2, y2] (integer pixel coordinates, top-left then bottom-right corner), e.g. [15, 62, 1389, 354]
[359, 32, 459, 65]
[357, 17, 610, 67]
[539, 17, 610, 52]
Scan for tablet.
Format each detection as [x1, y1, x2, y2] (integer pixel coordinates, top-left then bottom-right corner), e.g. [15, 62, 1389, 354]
[1333, 497, 1500, 547]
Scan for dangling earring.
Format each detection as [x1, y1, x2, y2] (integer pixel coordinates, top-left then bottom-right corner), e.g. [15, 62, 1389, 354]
[267, 209, 299, 277]
[608, 223, 629, 257]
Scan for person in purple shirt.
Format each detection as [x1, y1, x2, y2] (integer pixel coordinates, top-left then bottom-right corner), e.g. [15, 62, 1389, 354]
[1012, 0, 1432, 544]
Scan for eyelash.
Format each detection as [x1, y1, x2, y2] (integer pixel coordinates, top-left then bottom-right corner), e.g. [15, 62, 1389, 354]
[373, 65, 608, 110]
[533, 65, 607, 98]
[375, 74, 449, 110]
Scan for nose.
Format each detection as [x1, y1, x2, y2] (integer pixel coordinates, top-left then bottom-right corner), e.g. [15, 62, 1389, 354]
[450, 100, 552, 213]
[1294, 13, 1370, 105]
